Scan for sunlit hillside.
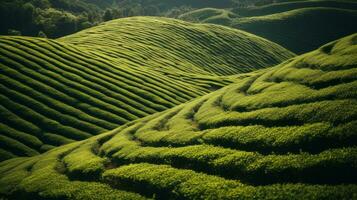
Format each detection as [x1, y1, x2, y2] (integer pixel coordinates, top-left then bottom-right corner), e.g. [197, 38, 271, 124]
[1, 33, 355, 200]
[1, 1, 356, 199]
[60, 17, 294, 75]
[0, 17, 294, 161]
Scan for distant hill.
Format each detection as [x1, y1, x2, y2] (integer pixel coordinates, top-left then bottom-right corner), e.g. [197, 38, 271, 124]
[232, 7, 357, 54]
[179, 0, 357, 54]
[0, 17, 294, 161]
[179, 8, 239, 25]
[233, 0, 357, 16]
[116, 0, 234, 9]
[6, 0, 339, 38]
[1, 33, 356, 200]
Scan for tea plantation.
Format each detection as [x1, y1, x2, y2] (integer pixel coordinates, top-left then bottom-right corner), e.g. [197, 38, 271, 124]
[0, 32, 355, 199]
[60, 17, 294, 75]
[0, 17, 294, 161]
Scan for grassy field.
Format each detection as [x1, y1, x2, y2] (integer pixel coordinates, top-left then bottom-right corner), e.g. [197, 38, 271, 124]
[179, 0, 357, 54]
[0, 17, 294, 161]
[0, 33, 355, 199]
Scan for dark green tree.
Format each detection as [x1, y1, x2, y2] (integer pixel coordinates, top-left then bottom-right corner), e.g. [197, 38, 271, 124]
[103, 9, 113, 21]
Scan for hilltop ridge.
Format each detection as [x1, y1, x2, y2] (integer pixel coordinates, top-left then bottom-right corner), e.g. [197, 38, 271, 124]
[60, 17, 294, 75]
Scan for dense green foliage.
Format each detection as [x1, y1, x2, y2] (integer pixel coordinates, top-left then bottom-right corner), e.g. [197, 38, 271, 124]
[0, 17, 293, 161]
[179, 0, 357, 54]
[0, 33, 356, 199]
[0, 0, 274, 38]
[0, 0, 104, 38]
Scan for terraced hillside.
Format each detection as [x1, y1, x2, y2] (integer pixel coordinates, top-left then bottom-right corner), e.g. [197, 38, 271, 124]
[60, 17, 294, 76]
[0, 17, 295, 161]
[179, 1, 357, 54]
[1, 33, 356, 200]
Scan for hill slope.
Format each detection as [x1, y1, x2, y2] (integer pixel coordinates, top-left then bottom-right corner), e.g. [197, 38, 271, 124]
[0, 17, 294, 161]
[232, 7, 357, 54]
[1, 34, 356, 199]
[179, 1, 357, 54]
[233, 0, 357, 16]
[179, 8, 239, 26]
[60, 17, 294, 75]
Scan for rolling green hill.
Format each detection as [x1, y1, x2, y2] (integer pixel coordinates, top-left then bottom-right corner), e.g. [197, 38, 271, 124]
[180, 4, 357, 54]
[116, 0, 235, 9]
[1, 33, 355, 199]
[0, 17, 294, 161]
[233, 0, 357, 16]
[232, 7, 357, 54]
[60, 17, 294, 76]
[179, 8, 239, 26]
